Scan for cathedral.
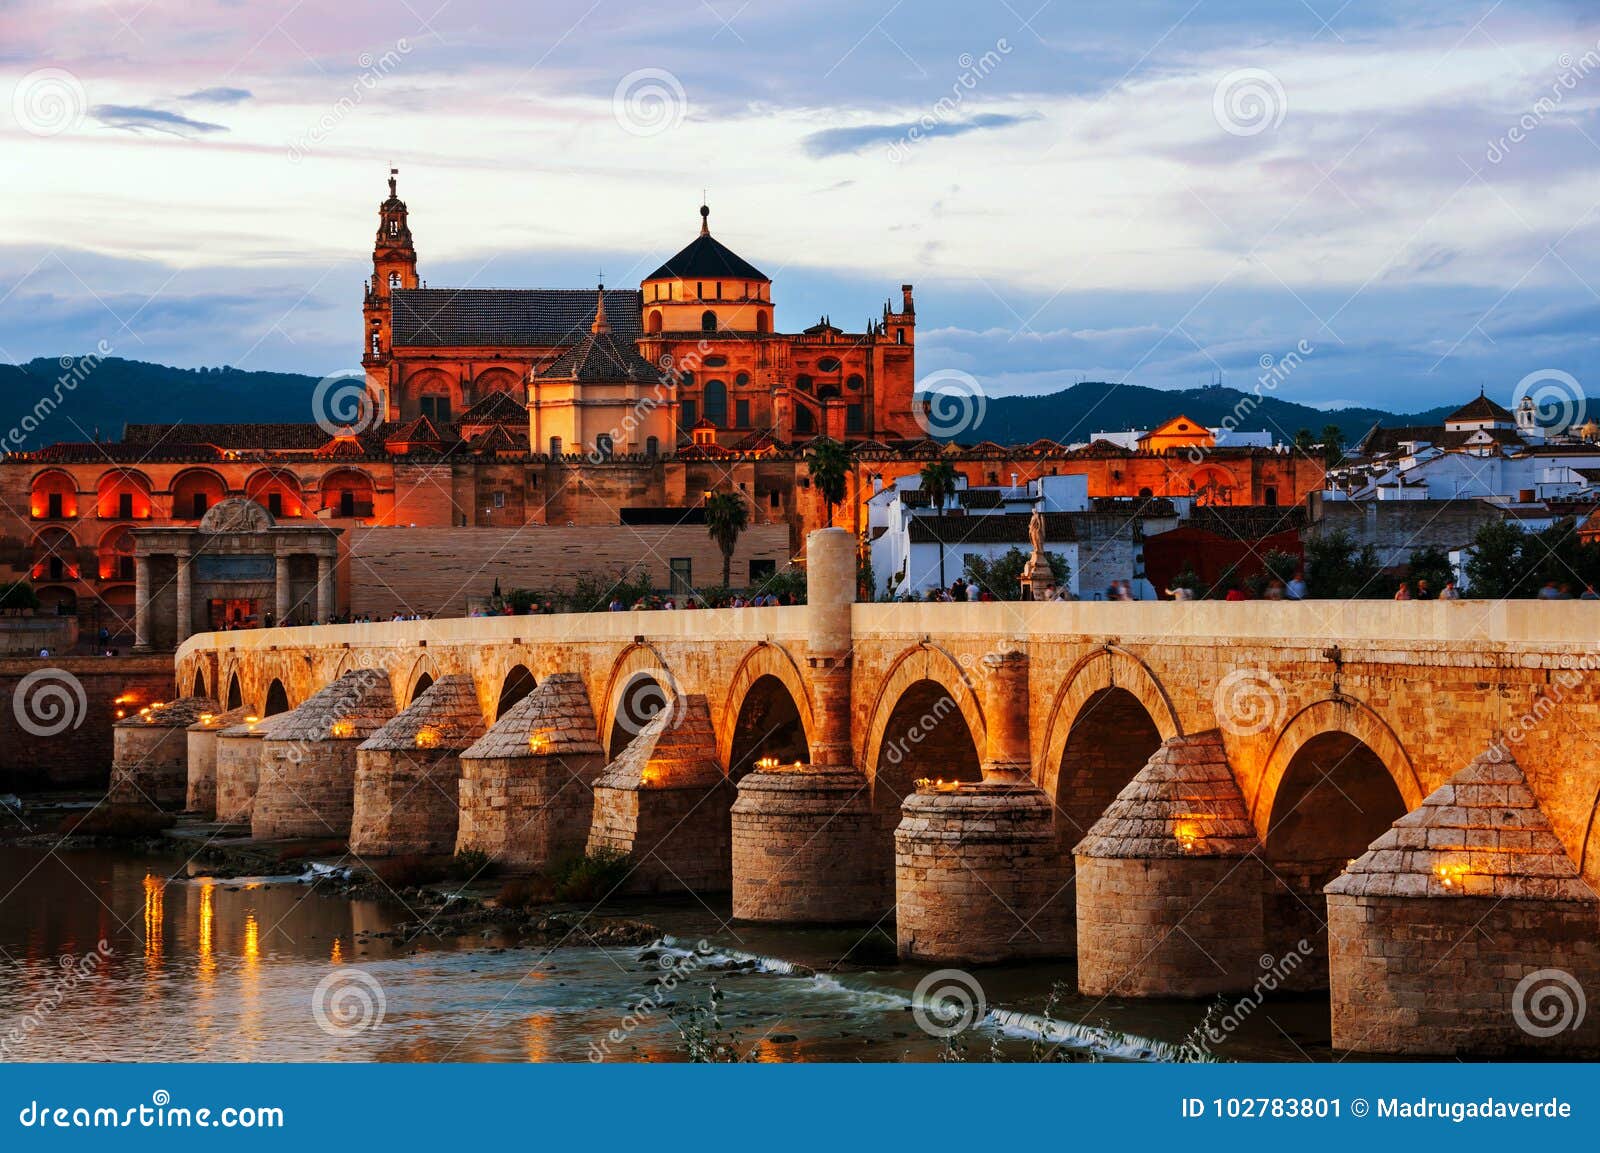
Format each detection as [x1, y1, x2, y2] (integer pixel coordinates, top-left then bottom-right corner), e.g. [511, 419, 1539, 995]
[362, 171, 920, 452]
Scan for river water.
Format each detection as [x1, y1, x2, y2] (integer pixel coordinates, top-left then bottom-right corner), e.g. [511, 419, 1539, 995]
[0, 846, 1332, 1062]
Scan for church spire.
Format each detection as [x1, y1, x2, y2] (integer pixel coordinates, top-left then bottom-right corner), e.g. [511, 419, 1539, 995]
[388, 167, 398, 199]
[591, 283, 610, 334]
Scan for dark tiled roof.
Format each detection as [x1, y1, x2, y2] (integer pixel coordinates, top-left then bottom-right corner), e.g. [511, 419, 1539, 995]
[385, 416, 445, 446]
[468, 425, 524, 454]
[907, 512, 1078, 546]
[391, 288, 643, 347]
[1446, 394, 1514, 424]
[535, 331, 661, 383]
[902, 488, 1006, 510]
[123, 423, 341, 450]
[645, 230, 768, 283]
[456, 389, 526, 425]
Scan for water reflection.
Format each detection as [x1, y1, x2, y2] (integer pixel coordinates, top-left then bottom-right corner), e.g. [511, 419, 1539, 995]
[0, 846, 1332, 1063]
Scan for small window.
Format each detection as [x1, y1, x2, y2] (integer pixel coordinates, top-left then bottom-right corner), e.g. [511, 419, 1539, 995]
[817, 356, 841, 373]
[118, 492, 134, 519]
[680, 399, 697, 429]
[646, 436, 659, 458]
[700, 310, 717, 332]
[795, 374, 813, 392]
[596, 433, 614, 459]
[267, 492, 283, 517]
[549, 436, 562, 456]
[1264, 486, 1278, 507]
[846, 373, 863, 391]
[768, 490, 780, 508]
[735, 399, 750, 429]
[704, 355, 728, 368]
[896, 328, 906, 344]
[735, 372, 750, 387]
[492, 491, 506, 508]
[669, 557, 693, 596]
[191, 493, 208, 518]
[340, 490, 355, 517]
[846, 404, 863, 433]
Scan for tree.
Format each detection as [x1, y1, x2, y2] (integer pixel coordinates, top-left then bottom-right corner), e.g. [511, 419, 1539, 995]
[805, 439, 852, 526]
[962, 547, 1071, 600]
[1293, 428, 1316, 455]
[1320, 423, 1346, 467]
[918, 460, 961, 585]
[1463, 520, 1526, 599]
[1405, 546, 1455, 596]
[704, 490, 750, 588]
[0, 581, 39, 615]
[1303, 529, 1388, 598]
[918, 459, 959, 515]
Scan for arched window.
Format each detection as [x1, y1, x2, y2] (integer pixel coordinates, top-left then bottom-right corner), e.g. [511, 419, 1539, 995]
[795, 374, 813, 393]
[756, 311, 771, 334]
[647, 309, 663, 334]
[388, 272, 401, 289]
[701, 310, 717, 333]
[595, 433, 614, 459]
[793, 405, 815, 434]
[896, 328, 906, 344]
[703, 380, 728, 427]
[646, 436, 659, 458]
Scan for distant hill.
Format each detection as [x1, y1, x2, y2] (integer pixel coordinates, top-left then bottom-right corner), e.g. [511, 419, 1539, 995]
[0, 357, 321, 452]
[947, 382, 1510, 446]
[0, 357, 1578, 452]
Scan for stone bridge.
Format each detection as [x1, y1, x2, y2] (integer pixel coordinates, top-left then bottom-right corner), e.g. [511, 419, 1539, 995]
[149, 529, 1600, 1057]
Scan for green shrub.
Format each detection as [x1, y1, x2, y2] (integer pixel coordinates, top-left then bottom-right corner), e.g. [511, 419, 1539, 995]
[546, 848, 632, 902]
[495, 876, 554, 909]
[448, 848, 494, 880]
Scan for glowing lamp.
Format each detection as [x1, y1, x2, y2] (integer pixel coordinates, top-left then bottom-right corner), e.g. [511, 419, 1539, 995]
[329, 720, 355, 739]
[414, 726, 440, 749]
[1174, 820, 1201, 854]
[528, 729, 553, 754]
[755, 756, 780, 771]
[1433, 862, 1469, 889]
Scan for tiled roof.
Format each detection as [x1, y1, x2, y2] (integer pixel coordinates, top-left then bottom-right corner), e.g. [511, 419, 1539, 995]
[264, 670, 394, 743]
[359, 674, 485, 753]
[468, 425, 524, 455]
[390, 288, 643, 347]
[644, 219, 768, 282]
[1074, 731, 1259, 859]
[902, 488, 1005, 510]
[115, 694, 219, 728]
[1326, 748, 1596, 901]
[187, 704, 253, 733]
[907, 512, 1078, 546]
[384, 415, 446, 447]
[461, 672, 602, 760]
[456, 390, 526, 425]
[535, 330, 662, 383]
[1446, 394, 1515, 424]
[122, 423, 343, 450]
[592, 694, 722, 791]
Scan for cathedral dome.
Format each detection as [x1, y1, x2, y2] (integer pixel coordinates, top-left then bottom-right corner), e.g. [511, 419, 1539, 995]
[645, 205, 768, 283]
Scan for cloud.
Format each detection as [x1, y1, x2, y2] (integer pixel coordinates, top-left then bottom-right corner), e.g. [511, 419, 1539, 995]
[800, 112, 1037, 158]
[91, 105, 228, 135]
[180, 87, 253, 104]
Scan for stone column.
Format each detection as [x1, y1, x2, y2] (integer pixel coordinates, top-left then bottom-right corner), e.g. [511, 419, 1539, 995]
[980, 648, 1031, 782]
[174, 547, 193, 645]
[133, 554, 152, 650]
[316, 553, 335, 622]
[895, 645, 1074, 963]
[274, 553, 291, 625]
[731, 527, 883, 923]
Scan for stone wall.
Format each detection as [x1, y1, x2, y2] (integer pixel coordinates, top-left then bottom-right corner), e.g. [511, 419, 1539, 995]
[0, 656, 173, 790]
[1305, 495, 1503, 568]
[350, 748, 465, 856]
[345, 524, 792, 617]
[253, 739, 361, 840]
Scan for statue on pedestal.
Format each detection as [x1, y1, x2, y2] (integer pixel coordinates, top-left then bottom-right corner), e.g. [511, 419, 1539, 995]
[1019, 506, 1056, 601]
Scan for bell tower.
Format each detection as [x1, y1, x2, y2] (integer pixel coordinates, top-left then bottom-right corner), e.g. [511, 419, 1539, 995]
[363, 168, 420, 418]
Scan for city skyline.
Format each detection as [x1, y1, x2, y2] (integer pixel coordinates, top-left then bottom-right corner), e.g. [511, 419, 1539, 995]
[2, 0, 1598, 410]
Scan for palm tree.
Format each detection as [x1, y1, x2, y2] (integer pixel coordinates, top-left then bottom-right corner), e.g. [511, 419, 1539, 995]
[705, 490, 750, 588]
[919, 460, 960, 586]
[1320, 423, 1346, 467]
[805, 438, 852, 526]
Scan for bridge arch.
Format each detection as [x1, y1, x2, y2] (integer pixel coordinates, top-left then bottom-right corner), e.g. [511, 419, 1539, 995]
[861, 643, 986, 816]
[717, 643, 815, 776]
[496, 664, 537, 719]
[397, 653, 439, 708]
[262, 678, 290, 717]
[1250, 696, 1422, 833]
[189, 668, 208, 699]
[1039, 647, 1180, 791]
[225, 670, 243, 710]
[599, 642, 682, 759]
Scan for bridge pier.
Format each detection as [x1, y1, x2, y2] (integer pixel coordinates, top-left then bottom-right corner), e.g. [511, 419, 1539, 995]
[1073, 730, 1266, 996]
[351, 675, 485, 857]
[185, 706, 248, 817]
[214, 715, 268, 825]
[455, 673, 606, 871]
[894, 648, 1073, 963]
[1327, 747, 1600, 1057]
[733, 529, 882, 921]
[252, 670, 394, 841]
[587, 694, 732, 893]
[109, 696, 218, 811]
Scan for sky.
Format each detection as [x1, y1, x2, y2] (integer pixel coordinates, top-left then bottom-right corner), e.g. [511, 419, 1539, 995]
[1, 0, 1599, 413]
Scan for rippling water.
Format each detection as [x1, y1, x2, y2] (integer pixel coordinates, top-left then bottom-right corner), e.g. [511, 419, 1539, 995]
[0, 846, 1331, 1062]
